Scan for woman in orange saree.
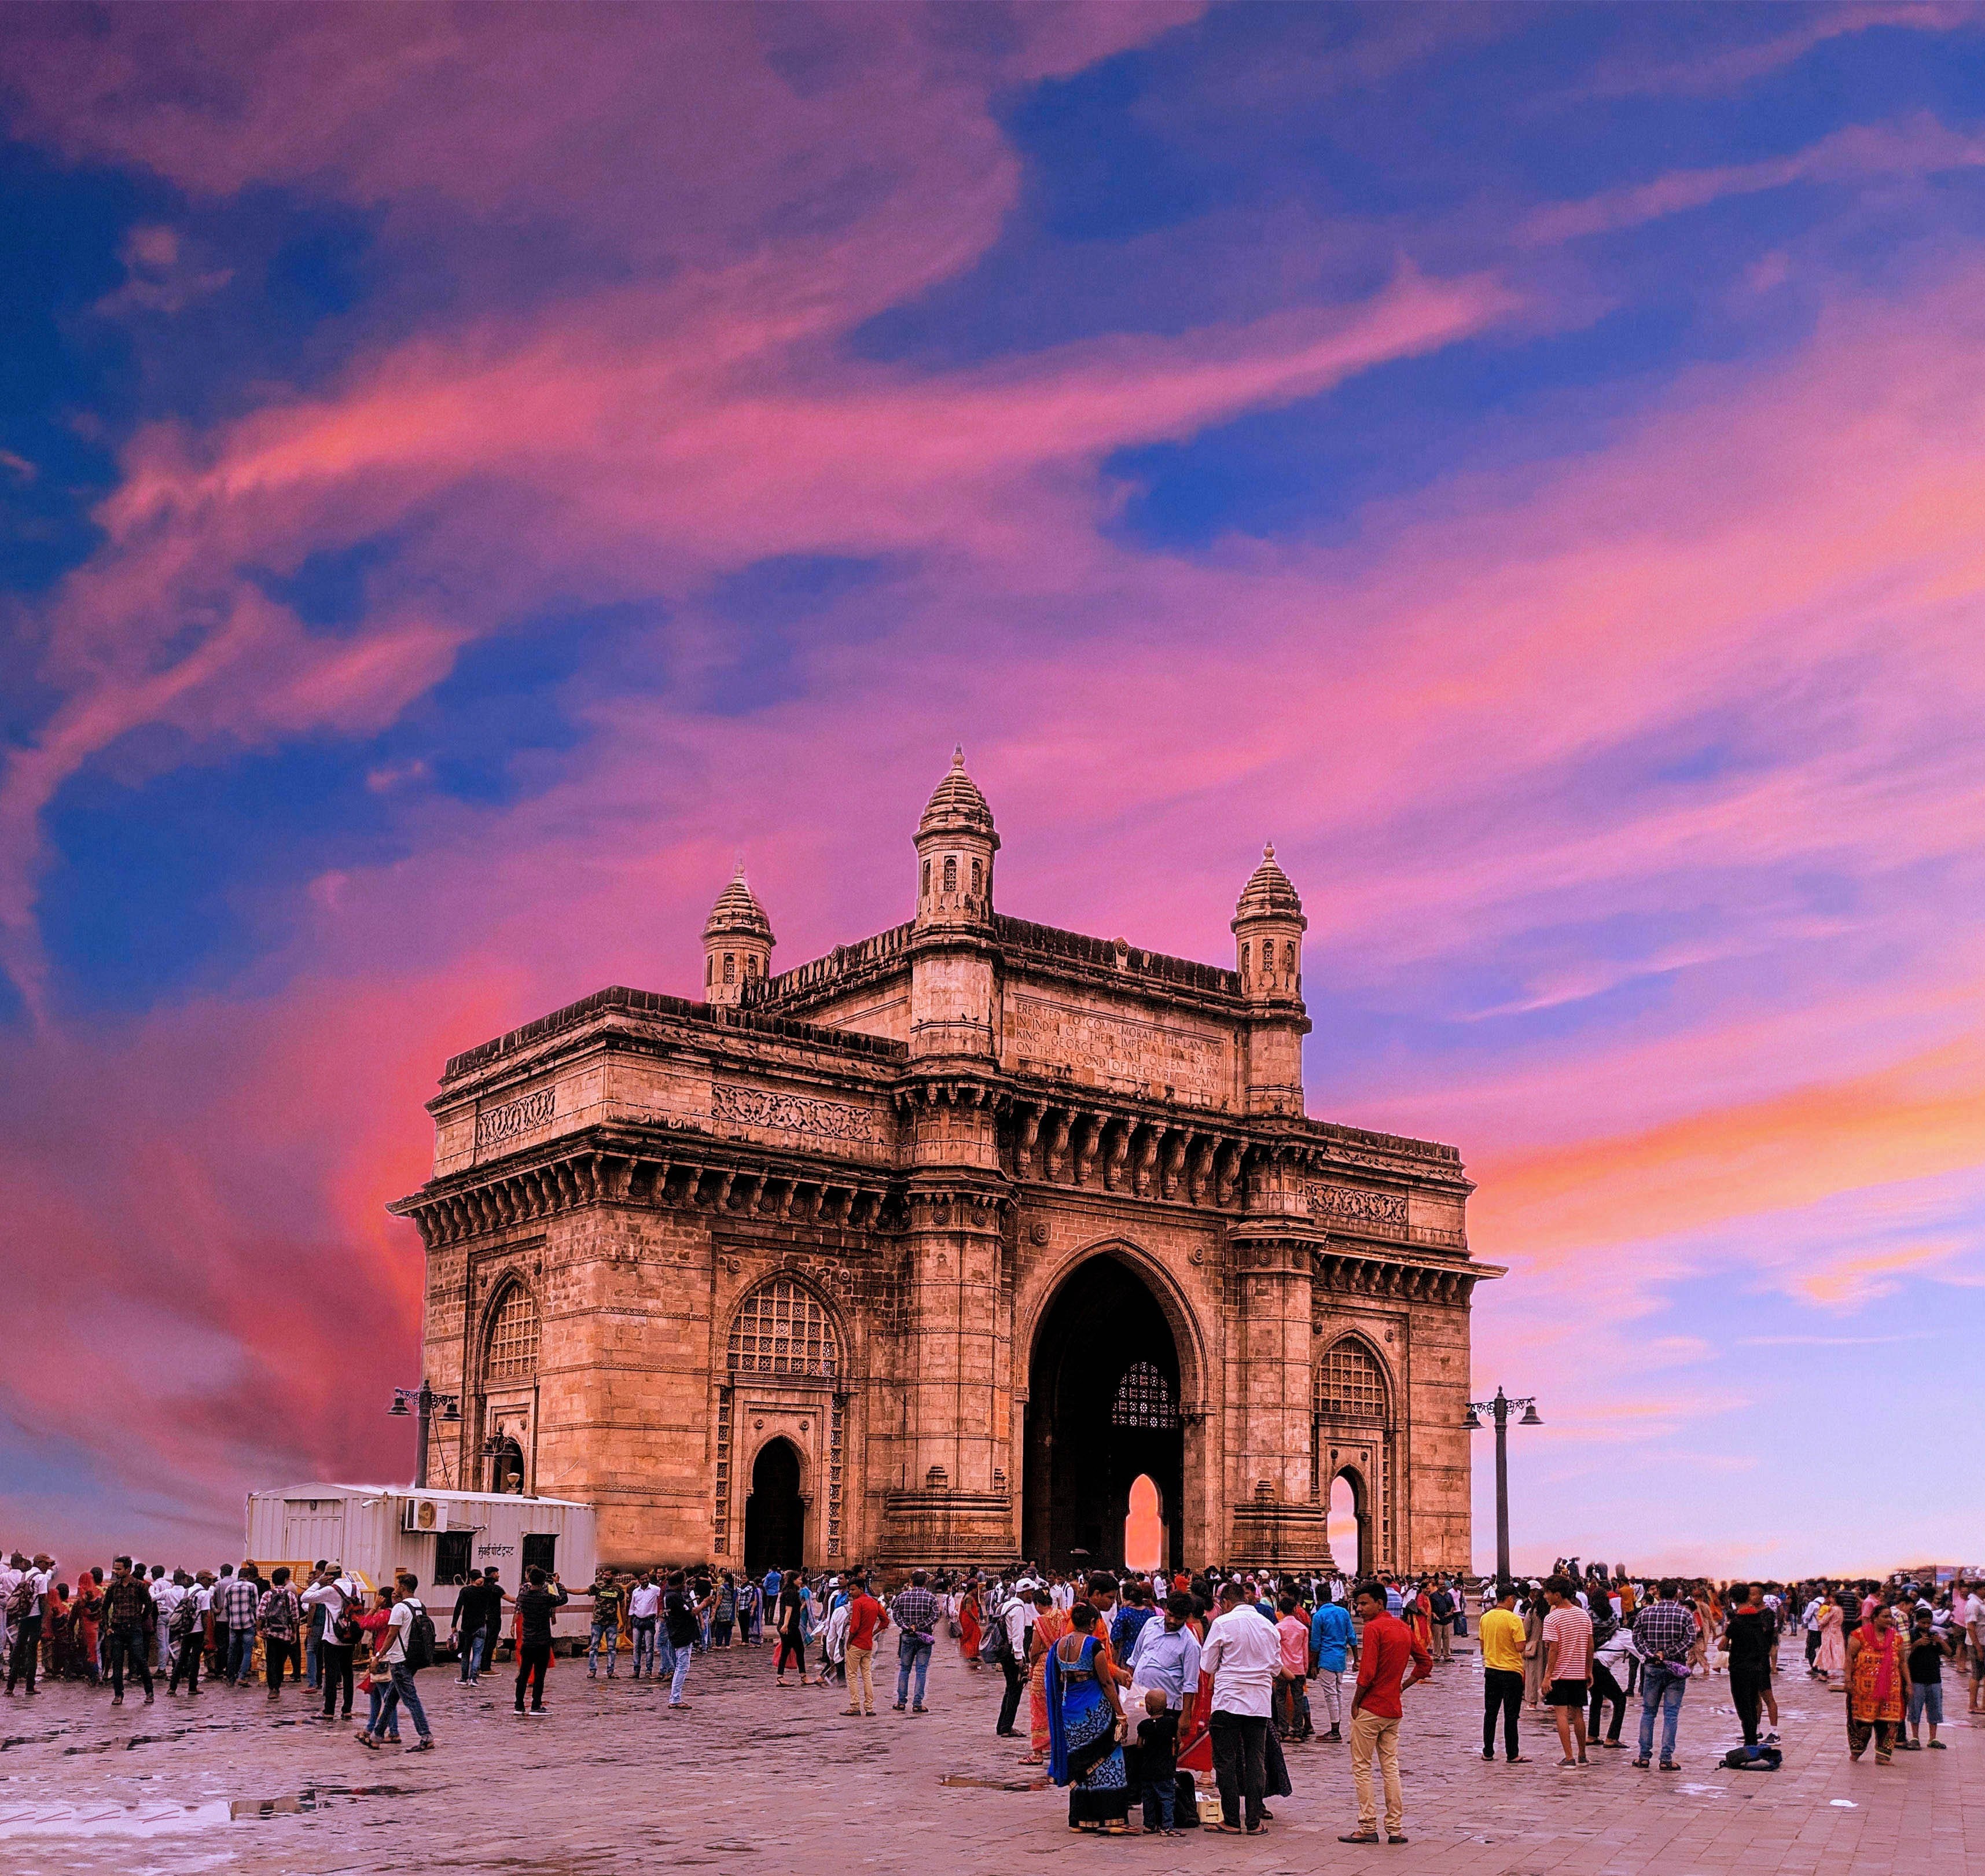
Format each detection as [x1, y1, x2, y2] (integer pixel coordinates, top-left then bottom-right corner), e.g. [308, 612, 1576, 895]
[958, 1581, 983, 1667]
[1846, 1606, 1905, 1763]
[1027, 1589, 1071, 1761]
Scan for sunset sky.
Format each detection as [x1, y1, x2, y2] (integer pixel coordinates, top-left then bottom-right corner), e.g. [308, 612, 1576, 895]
[3, 2, 1982, 1577]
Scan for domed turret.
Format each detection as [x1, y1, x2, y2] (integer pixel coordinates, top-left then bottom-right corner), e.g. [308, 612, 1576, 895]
[703, 861, 774, 1004]
[1232, 842, 1306, 1005]
[914, 746, 998, 929]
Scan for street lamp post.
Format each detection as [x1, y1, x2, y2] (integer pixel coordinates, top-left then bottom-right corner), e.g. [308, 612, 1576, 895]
[386, 1381, 461, 1489]
[1464, 1385, 1542, 1594]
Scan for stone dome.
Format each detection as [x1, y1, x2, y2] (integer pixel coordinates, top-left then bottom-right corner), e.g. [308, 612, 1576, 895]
[703, 863, 775, 944]
[916, 745, 999, 847]
[1232, 843, 1305, 926]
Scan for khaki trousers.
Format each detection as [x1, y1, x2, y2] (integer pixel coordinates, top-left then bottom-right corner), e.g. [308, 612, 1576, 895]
[1350, 1709, 1403, 1835]
[845, 1645, 874, 1712]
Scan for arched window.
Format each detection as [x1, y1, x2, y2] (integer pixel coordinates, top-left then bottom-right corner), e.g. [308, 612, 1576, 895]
[728, 1278, 839, 1378]
[745, 954, 758, 979]
[971, 858, 982, 897]
[1240, 941, 1250, 984]
[1111, 1360, 1178, 1429]
[1314, 1340, 1389, 1424]
[943, 855, 957, 893]
[723, 952, 736, 984]
[922, 859, 930, 896]
[485, 1283, 539, 1384]
[1284, 941, 1296, 974]
[705, 955, 714, 987]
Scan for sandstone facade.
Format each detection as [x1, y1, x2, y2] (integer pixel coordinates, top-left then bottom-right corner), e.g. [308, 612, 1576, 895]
[393, 753, 1498, 1574]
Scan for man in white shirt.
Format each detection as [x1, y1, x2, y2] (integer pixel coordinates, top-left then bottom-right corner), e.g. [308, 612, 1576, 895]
[149, 1568, 184, 1676]
[1200, 1580, 1281, 1833]
[300, 1566, 361, 1720]
[3, 1554, 54, 1696]
[361, 1570, 434, 1752]
[628, 1574, 664, 1679]
[993, 1589, 1033, 1738]
[0, 1552, 23, 1672]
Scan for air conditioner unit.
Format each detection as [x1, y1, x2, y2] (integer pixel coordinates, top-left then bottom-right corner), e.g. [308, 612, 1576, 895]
[402, 1497, 443, 1534]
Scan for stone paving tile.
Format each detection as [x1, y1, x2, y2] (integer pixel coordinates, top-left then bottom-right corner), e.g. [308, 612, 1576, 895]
[0, 1644, 1979, 1876]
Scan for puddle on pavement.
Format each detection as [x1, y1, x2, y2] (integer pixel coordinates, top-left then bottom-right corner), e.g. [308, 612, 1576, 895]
[938, 1773, 1052, 1791]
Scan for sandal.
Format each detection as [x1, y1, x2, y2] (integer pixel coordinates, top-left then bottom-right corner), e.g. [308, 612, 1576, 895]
[1338, 1830, 1381, 1843]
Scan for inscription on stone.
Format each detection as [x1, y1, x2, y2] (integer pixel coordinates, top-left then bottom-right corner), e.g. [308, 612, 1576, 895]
[1008, 996, 1225, 1098]
[712, 1083, 876, 1142]
[475, 1087, 556, 1150]
[1306, 1182, 1408, 1234]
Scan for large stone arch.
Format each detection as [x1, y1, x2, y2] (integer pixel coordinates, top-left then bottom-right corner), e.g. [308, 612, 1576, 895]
[1017, 1238, 1213, 1570]
[473, 1271, 541, 1494]
[1016, 1235, 1212, 1412]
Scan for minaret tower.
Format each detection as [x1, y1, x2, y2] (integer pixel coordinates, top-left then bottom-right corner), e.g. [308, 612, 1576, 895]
[1232, 842, 1309, 1116]
[701, 861, 774, 1005]
[907, 746, 999, 1058]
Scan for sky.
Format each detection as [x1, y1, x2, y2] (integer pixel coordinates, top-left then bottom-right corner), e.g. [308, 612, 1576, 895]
[2, 1, 1982, 1579]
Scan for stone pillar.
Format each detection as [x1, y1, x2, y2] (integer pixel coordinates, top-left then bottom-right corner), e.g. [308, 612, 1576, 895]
[1226, 1224, 1332, 1570]
[876, 1084, 1017, 1566]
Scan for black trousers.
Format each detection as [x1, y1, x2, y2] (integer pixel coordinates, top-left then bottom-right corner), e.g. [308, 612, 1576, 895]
[1484, 1667, 1524, 1759]
[6, 1614, 42, 1692]
[516, 1640, 552, 1708]
[1208, 1711, 1268, 1830]
[1588, 1662, 1626, 1742]
[169, 1634, 202, 1693]
[108, 1629, 152, 1698]
[264, 1636, 299, 1692]
[996, 1655, 1026, 1734]
[1730, 1664, 1770, 1745]
[318, 1640, 354, 1716]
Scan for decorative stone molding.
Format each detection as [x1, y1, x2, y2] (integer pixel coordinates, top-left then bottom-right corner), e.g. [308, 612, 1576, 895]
[713, 1082, 877, 1142]
[475, 1087, 556, 1150]
[1306, 1181, 1407, 1235]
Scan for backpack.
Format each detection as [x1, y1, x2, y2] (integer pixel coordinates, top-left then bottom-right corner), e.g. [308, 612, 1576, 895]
[171, 1593, 201, 1639]
[332, 1584, 363, 1647]
[1722, 1744, 1781, 1771]
[403, 1601, 437, 1671]
[980, 1608, 1011, 1668]
[5, 1578, 31, 1621]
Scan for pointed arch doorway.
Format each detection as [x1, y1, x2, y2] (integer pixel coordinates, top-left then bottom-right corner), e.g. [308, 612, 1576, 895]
[744, 1438, 805, 1575]
[1023, 1253, 1185, 1572]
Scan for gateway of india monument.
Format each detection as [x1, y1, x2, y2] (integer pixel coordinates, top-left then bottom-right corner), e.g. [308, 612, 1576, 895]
[392, 753, 1497, 1575]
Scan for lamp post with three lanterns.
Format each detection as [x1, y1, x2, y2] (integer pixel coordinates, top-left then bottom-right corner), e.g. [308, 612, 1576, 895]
[1465, 1385, 1542, 1594]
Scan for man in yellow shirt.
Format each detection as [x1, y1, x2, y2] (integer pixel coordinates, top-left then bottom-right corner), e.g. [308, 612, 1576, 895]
[1479, 1585, 1528, 1763]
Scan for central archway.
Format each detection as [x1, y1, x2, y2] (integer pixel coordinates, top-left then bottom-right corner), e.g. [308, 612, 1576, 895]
[744, 1437, 804, 1574]
[1023, 1253, 1185, 1572]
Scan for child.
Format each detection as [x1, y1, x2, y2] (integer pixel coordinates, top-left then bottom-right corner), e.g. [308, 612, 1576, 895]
[1136, 1689, 1180, 1835]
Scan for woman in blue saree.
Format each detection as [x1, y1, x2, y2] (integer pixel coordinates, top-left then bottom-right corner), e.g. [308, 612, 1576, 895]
[1047, 1602, 1130, 1832]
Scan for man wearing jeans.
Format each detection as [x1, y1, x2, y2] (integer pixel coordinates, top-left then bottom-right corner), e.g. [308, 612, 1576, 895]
[1202, 1580, 1281, 1833]
[628, 1573, 662, 1678]
[663, 1572, 705, 1707]
[587, 1569, 626, 1678]
[362, 1570, 434, 1752]
[216, 1566, 260, 1686]
[888, 1571, 942, 1713]
[1629, 1580, 1700, 1770]
[1339, 1580, 1431, 1845]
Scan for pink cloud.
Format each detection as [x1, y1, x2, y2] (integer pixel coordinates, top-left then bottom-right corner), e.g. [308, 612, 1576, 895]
[1523, 113, 1985, 245]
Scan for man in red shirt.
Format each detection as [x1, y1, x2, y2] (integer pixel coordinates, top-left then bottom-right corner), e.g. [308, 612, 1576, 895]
[840, 1575, 888, 1717]
[1339, 1580, 1431, 1845]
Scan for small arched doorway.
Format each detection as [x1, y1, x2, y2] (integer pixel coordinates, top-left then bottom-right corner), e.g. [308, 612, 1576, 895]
[1124, 1475, 1165, 1572]
[1328, 1470, 1370, 1576]
[744, 1438, 805, 1574]
[1024, 1253, 1186, 1571]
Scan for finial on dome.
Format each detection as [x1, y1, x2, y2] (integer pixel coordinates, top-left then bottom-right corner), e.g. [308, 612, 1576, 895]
[1263, 841, 1274, 860]
[952, 744, 965, 769]
[916, 745, 999, 847]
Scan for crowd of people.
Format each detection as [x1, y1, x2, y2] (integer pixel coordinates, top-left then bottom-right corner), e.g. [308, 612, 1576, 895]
[3, 1543, 1976, 1835]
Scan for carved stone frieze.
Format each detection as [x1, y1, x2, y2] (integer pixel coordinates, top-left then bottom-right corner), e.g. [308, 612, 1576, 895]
[713, 1083, 877, 1142]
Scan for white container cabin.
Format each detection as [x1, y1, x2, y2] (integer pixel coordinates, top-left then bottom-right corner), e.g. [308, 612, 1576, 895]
[245, 1484, 597, 1639]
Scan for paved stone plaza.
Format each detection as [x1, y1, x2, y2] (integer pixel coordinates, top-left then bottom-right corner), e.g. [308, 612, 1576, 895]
[2, 1641, 1977, 1876]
